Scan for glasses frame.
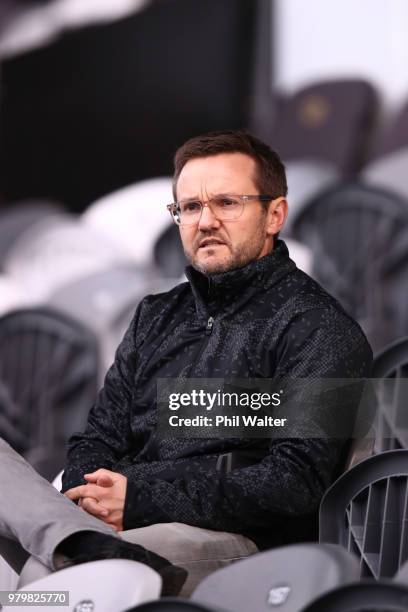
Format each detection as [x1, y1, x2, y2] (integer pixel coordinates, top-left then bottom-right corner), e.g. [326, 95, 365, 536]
[166, 194, 278, 226]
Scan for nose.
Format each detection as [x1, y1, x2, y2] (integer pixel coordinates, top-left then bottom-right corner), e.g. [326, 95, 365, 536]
[197, 202, 221, 231]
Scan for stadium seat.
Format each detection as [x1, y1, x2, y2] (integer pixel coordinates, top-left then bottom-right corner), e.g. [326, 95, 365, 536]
[300, 581, 408, 612]
[0, 307, 99, 479]
[371, 337, 408, 452]
[292, 182, 408, 352]
[47, 265, 176, 376]
[1, 559, 161, 612]
[0, 274, 29, 316]
[153, 223, 188, 279]
[125, 601, 223, 612]
[190, 543, 360, 612]
[82, 178, 175, 266]
[269, 79, 378, 174]
[3, 215, 130, 301]
[372, 336, 408, 378]
[319, 450, 408, 578]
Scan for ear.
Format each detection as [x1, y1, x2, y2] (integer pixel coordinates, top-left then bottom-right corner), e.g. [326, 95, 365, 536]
[266, 197, 288, 236]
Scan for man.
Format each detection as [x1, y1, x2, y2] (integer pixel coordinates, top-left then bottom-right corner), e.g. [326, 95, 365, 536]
[0, 130, 372, 596]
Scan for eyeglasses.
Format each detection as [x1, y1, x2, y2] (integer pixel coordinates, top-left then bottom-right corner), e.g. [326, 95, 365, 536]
[167, 194, 277, 226]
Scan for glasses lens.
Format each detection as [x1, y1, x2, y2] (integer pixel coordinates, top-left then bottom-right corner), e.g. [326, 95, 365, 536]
[211, 195, 243, 219]
[177, 200, 202, 225]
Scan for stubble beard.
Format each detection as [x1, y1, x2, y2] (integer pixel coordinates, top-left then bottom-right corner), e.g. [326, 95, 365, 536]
[185, 218, 269, 275]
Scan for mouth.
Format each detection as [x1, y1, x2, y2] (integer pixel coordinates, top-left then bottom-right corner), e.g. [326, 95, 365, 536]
[198, 239, 225, 249]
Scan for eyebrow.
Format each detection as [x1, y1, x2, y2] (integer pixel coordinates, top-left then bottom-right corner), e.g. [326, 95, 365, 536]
[177, 192, 236, 201]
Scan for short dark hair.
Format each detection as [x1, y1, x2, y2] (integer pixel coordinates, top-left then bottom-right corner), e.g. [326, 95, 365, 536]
[172, 129, 288, 206]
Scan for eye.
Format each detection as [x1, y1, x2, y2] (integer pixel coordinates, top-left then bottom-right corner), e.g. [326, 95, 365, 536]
[215, 196, 240, 207]
[180, 200, 202, 213]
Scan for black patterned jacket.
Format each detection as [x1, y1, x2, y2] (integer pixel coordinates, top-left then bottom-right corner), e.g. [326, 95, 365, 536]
[61, 240, 372, 549]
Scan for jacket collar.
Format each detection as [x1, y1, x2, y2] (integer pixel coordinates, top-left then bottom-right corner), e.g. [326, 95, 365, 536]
[185, 239, 297, 317]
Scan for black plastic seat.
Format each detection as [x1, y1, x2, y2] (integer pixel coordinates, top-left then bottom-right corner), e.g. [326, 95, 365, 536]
[292, 182, 408, 352]
[319, 450, 408, 579]
[125, 600, 223, 611]
[270, 79, 378, 174]
[371, 337, 408, 452]
[301, 581, 408, 612]
[0, 307, 99, 479]
[372, 337, 408, 378]
[153, 223, 188, 279]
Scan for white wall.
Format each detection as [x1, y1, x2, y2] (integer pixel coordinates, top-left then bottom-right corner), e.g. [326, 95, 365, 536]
[274, 0, 408, 113]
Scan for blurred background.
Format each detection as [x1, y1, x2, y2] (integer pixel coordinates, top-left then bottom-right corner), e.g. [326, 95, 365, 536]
[1, 0, 408, 477]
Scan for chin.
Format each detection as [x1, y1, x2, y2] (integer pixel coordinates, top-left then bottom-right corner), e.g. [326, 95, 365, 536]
[193, 256, 234, 275]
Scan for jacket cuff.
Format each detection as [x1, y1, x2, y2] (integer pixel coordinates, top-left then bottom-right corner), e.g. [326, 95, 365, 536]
[123, 480, 170, 530]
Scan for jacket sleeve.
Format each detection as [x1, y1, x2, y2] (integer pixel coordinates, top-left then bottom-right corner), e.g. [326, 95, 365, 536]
[61, 304, 141, 493]
[123, 307, 373, 532]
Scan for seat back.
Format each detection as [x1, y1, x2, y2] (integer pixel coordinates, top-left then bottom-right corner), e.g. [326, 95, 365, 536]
[292, 182, 408, 352]
[153, 223, 188, 279]
[1, 559, 161, 612]
[48, 265, 175, 377]
[82, 178, 174, 266]
[270, 79, 378, 174]
[0, 307, 99, 479]
[371, 337, 408, 453]
[191, 543, 360, 612]
[319, 450, 408, 578]
[4, 218, 128, 301]
[372, 337, 408, 379]
[300, 582, 408, 612]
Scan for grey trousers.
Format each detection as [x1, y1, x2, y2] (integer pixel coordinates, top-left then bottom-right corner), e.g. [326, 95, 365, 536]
[0, 439, 258, 596]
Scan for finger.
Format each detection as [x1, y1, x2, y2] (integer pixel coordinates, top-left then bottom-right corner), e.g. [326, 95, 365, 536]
[84, 469, 115, 480]
[65, 484, 100, 500]
[85, 474, 114, 487]
[64, 487, 85, 501]
[81, 497, 109, 518]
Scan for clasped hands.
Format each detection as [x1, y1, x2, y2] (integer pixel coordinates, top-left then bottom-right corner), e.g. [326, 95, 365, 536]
[64, 469, 127, 532]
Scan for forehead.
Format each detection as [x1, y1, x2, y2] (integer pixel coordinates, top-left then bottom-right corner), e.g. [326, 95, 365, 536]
[176, 152, 257, 199]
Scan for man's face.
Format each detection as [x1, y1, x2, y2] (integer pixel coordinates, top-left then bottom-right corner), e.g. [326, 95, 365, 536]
[176, 153, 278, 275]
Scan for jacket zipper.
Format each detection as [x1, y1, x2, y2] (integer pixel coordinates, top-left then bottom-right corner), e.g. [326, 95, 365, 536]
[206, 316, 214, 335]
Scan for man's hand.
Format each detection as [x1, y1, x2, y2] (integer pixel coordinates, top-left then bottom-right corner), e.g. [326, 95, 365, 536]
[64, 469, 127, 531]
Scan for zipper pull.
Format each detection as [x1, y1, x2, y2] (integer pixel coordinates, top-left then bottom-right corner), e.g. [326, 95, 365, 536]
[206, 316, 214, 335]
